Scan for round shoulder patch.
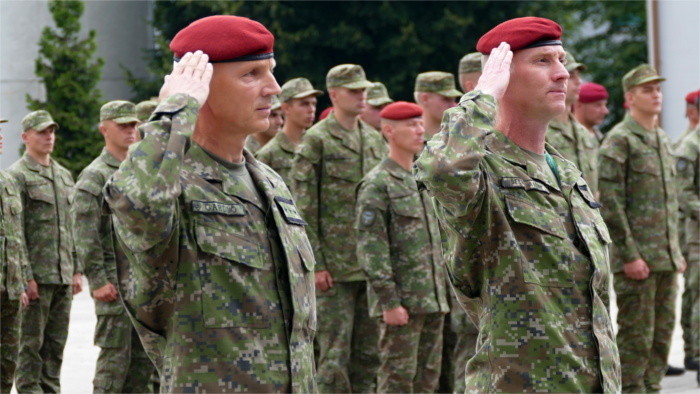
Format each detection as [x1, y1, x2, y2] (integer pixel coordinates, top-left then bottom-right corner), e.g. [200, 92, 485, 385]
[677, 159, 688, 172]
[361, 209, 376, 227]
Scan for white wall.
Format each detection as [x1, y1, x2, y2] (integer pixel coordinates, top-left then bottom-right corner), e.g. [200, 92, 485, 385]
[656, 0, 700, 141]
[0, 0, 152, 169]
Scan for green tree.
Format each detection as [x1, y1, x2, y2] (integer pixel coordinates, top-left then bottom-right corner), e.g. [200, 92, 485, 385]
[26, 0, 104, 175]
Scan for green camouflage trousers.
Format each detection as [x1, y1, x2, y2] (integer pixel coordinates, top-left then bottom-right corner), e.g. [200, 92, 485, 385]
[16, 284, 72, 393]
[615, 271, 678, 393]
[315, 280, 380, 393]
[1, 290, 21, 393]
[438, 291, 478, 394]
[681, 244, 700, 362]
[93, 312, 156, 393]
[378, 312, 444, 393]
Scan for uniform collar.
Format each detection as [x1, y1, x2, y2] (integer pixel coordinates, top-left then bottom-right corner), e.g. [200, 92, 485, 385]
[325, 112, 365, 154]
[99, 148, 122, 169]
[548, 114, 576, 140]
[22, 152, 54, 178]
[383, 157, 412, 180]
[624, 113, 659, 145]
[276, 131, 297, 154]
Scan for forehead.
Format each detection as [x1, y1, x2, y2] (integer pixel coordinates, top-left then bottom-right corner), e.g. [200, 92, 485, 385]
[213, 57, 276, 72]
[633, 81, 661, 90]
[516, 45, 565, 59]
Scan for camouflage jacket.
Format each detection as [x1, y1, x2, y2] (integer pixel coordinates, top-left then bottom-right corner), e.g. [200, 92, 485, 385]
[73, 148, 124, 315]
[245, 134, 263, 154]
[414, 91, 620, 393]
[291, 112, 387, 280]
[104, 93, 317, 393]
[356, 158, 449, 317]
[598, 114, 684, 272]
[546, 113, 599, 194]
[256, 131, 297, 186]
[8, 153, 78, 284]
[0, 171, 28, 299]
[676, 127, 699, 251]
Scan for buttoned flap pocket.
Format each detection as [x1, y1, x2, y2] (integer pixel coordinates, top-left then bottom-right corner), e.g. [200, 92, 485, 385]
[194, 220, 264, 269]
[390, 191, 423, 219]
[594, 220, 612, 244]
[575, 180, 602, 209]
[324, 155, 362, 183]
[504, 195, 566, 239]
[26, 180, 55, 204]
[630, 153, 661, 176]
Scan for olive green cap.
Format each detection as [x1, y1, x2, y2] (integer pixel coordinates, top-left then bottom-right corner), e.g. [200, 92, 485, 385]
[326, 64, 373, 90]
[367, 82, 394, 107]
[564, 51, 586, 73]
[21, 110, 58, 132]
[135, 100, 158, 122]
[459, 52, 482, 74]
[414, 71, 462, 98]
[100, 100, 139, 124]
[279, 78, 324, 103]
[271, 95, 281, 111]
[623, 64, 666, 92]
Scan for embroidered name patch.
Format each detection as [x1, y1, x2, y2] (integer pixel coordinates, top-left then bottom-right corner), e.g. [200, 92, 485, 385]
[274, 196, 307, 225]
[191, 200, 245, 216]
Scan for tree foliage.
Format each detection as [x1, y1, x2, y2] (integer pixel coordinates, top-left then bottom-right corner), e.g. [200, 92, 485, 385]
[126, 0, 647, 131]
[27, 0, 104, 175]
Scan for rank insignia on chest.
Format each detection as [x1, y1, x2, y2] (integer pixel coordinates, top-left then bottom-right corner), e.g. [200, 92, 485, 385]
[361, 209, 376, 227]
[191, 200, 245, 216]
[274, 196, 307, 225]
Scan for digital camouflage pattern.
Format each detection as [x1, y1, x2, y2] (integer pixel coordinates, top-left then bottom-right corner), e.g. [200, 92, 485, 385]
[414, 71, 462, 97]
[325, 64, 373, 89]
[447, 292, 478, 394]
[104, 93, 317, 393]
[279, 78, 323, 103]
[136, 100, 158, 123]
[599, 113, 683, 392]
[255, 131, 297, 185]
[355, 158, 449, 392]
[100, 100, 139, 123]
[21, 110, 57, 132]
[291, 111, 386, 392]
[414, 90, 620, 393]
[622, 64, 665, 92]
[546, 113, 599, 194]
[73, 148, 155, 392]
[244, 135, 263, 154]
[458, 52, 482, 75]
[0, 171, 28, 393]
[366, 82, 393, 107]
[8, 153, 78, 393]
[675, 126, 700, 365]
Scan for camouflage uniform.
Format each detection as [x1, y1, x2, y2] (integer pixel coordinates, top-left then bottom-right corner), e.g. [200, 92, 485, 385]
[355, 158, 449, 393]
[244, 136, 263, 154]
[414, 72, 462, 141]
[675, 127, 700, 367]
[255, 132, 297, 185]
[291, 64, 386, 393]
[599, 111, 684, 392]
[73, 145, 156, 392]
[104, 93, 317, 393]
[0, 171, 28, 393]
[9, 150, 78, 393]
[546, 113, 599, 195]
[414, 90, 621, 392]
[135, 100, 158, 123]
[366, 82, 393, 107]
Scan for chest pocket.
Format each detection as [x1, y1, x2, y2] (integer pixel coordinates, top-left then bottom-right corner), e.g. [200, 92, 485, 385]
[324, 154, 362, 183]
[390, 191, 422, 219]
[504, 194, 573, 288]
[26, 180, 56, 222]
[630, 153, 661, 176]
[193, 205, 272, 329]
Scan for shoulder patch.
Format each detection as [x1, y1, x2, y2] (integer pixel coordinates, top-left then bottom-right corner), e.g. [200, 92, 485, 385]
[274, 196, 307, 226]
[677, 158, 688, 172]
[361, 209, 376, 227]
[191, 200, 245, 216]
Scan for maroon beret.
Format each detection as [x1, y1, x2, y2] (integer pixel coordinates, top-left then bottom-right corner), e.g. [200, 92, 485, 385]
[477, 17, 562, 55]
[379, 101, 423, 120]
[170, 15, 274, 63]
[319, 107, 333, 121]
[578, 82, 609, 103]
[686, 90, 700, 105]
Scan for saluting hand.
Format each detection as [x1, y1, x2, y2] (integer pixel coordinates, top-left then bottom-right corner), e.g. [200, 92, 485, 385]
[475, 42, 513, 101]
[159, 50, 214, 107]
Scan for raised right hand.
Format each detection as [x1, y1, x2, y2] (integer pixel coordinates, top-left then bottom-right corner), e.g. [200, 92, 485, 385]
[475, 42, 513, 101]
[159, 50, 213, 106]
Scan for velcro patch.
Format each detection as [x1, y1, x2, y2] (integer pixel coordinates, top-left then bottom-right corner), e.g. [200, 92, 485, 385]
[274, 196, 307, 226]
[191, 200, 245, 216]
[500, 177, 549, 193]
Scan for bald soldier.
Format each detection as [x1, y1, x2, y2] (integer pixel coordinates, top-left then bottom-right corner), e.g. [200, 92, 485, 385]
[360, 82, 394, 131]
[256, 77, 323, 185]
[414, 71, 462, 140]
[545, 52, 599, 195]
[598, 64, 686, 392]
[245, 95, 283, 153]
[574, 82, 610, 141]
[104, 16, 316, 392]
[415, 17, 620, 392]
[73, 101, 155, 392]
[291, 64, 386, 392]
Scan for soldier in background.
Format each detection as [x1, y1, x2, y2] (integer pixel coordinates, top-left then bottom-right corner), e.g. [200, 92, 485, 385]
[73, 101, 156, 392]
[676, 90, 700, 373]
[599, 64, 686, 392]
[135, 99, 158, 123]
[256, 77, 322, 185]
[356, 101, 449, 393]
[545, 52, 599, 195]
[360, 82, 394, 131]
[415, 18, 620, 392]
[574, 82, 610, 141]
[245, 95, 283, 153]
[0, 119, 29, 393]
[291, 64, 386, 393]
[414, 71, 461, 140]
[458, 52, 482, 93]
[10, 110, 82, 393]
[105, 16, 317, 392]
